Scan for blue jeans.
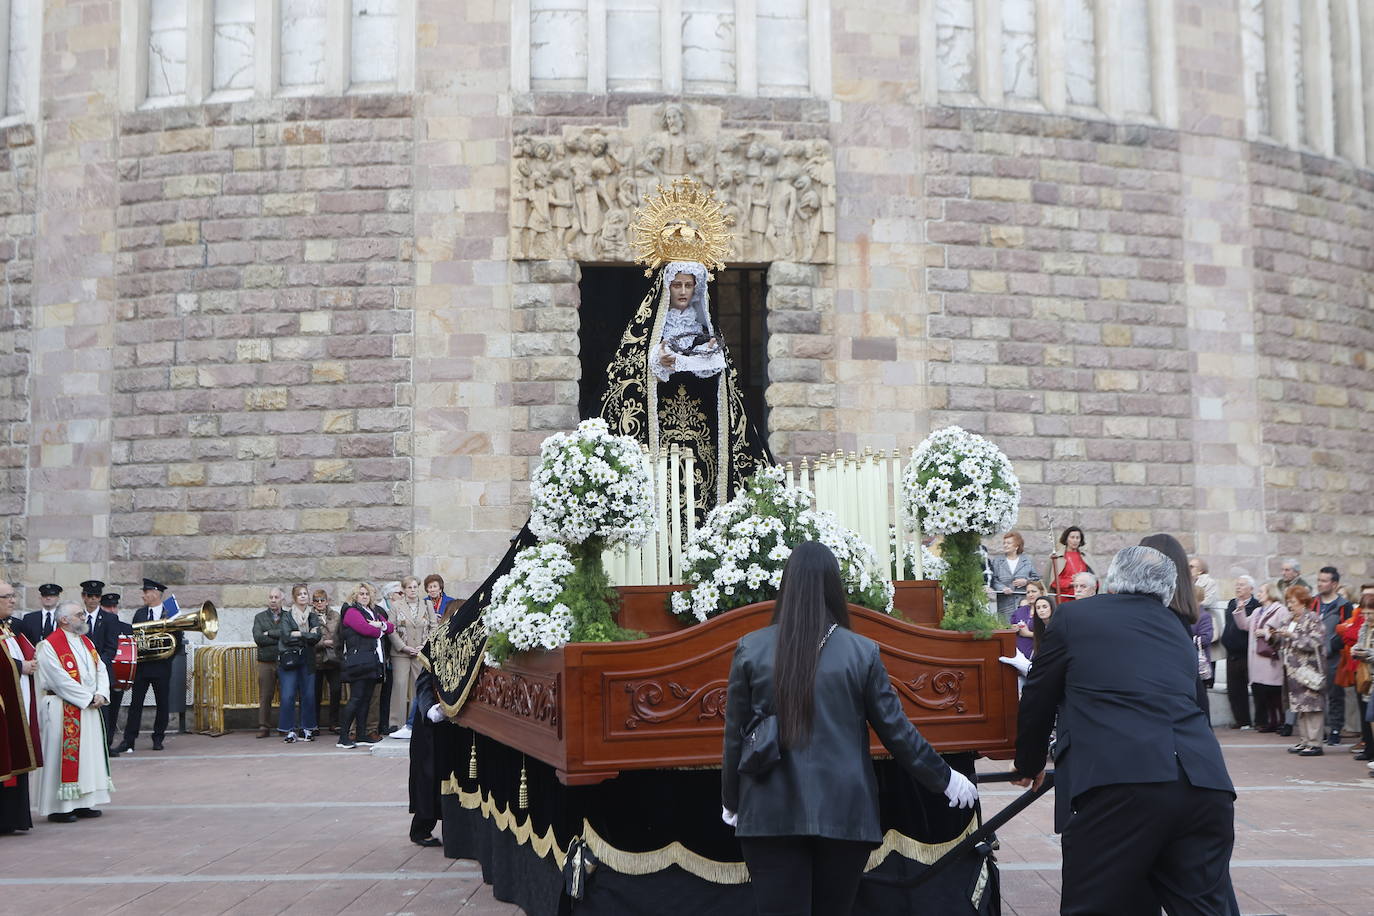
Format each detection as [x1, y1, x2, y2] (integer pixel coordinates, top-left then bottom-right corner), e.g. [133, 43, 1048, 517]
[278, 665, 318, 733]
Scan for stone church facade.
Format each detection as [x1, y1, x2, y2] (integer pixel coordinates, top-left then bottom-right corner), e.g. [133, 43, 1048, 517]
[1, 0, 1371, 613]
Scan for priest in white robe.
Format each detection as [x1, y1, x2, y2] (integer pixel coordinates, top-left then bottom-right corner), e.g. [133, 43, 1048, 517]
[33, 602, 114, 822]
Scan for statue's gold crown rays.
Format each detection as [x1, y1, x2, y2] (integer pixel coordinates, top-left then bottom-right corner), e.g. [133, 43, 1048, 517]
[630, 177, 734, 277]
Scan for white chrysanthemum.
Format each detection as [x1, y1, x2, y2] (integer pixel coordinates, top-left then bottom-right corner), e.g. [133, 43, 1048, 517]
[483, 544, 580, 665]
[674, 469, 894, 621]
[901, 426, 1020, 536]
[529, 418, 656, 547]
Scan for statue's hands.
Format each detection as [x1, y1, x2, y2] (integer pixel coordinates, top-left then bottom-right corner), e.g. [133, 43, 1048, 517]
[658, 347, 676, 369]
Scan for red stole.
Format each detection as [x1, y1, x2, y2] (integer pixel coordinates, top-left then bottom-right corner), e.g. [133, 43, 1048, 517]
[1, 624, 41, 783]
[48, 628, 99, 797]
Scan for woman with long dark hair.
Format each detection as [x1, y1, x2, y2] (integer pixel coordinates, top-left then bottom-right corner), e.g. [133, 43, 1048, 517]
[721, 542, 977, 915]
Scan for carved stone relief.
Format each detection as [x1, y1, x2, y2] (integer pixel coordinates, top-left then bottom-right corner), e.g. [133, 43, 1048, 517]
[511, 102, 835, 265]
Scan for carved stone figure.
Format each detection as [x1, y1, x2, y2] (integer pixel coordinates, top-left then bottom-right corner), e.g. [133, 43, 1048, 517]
[508, 103, 835, 264]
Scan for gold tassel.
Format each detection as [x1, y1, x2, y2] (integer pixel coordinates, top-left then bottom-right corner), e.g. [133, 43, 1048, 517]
[518, 756, 529, 810]
[468, 739, 478, 780]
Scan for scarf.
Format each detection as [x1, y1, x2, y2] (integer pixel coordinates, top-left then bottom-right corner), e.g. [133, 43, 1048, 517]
[49, 628, 101, 800]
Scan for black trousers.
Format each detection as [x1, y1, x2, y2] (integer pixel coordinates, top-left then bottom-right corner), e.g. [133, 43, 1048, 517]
[103, 688, 123, 745]
[122, 670, 171, 746]
[1061, 769, 1235, 916]
[1251, 683, 1282, 730]
[410, 812, 438, 842]
[1325, 671, 1345, 735]
[738, 835, 873, 916]
[1224, 655, 1250, 726]
[340, 677, 376, 742]
[315, 666, 342, 727]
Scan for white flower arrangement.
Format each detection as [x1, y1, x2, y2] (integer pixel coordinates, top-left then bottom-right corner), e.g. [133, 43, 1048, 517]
[671, 467, 895, 622]
[529, 418, 656, 548]
[902, 426, 1021, 536]
[482, 542, 578, 666]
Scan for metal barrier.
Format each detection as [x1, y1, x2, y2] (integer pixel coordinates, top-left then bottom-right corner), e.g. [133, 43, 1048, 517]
[193, 644, 266, 736]
[192, 644, 353, 735]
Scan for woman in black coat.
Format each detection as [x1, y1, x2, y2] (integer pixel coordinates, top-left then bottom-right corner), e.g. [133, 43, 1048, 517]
[721, 541, 978, 915]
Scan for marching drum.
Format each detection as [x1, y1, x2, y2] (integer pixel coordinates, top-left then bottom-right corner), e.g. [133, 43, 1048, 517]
[112, 633, 137, 690]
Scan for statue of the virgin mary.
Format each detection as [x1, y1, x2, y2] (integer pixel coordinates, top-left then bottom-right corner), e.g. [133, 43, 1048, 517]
[423, 179, 771, 712]
[599, 178, 772, 517]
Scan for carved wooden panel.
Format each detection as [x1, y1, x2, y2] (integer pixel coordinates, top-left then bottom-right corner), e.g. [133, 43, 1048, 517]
[461, 598, 1020, 786]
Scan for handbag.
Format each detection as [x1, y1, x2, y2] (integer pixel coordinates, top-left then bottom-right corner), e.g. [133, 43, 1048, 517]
[1290, 663, 1325, 693]
[1356, 660, 1372, 697]
[737, 708, 780, 775]
[737, 623, 839, 777]
[279, 645, 306, 670]
[1253, 607, 1278, 659]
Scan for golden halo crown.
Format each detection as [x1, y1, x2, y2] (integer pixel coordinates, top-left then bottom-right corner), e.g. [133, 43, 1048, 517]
[630, 177, 733, 277]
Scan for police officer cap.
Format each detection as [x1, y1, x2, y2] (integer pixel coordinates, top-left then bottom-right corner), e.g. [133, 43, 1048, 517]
[38, 583, 63, 597]
[80, 580, 105, 597]
[142, 578, 167, 592]
[100, 593, 121, 608]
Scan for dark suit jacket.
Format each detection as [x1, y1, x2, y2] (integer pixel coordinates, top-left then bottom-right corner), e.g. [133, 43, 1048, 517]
[88, 609, 123, 666]
[131, 605, 181, 677]
[19, 609, 54, 645]
[1014, 592, 1235, 833]
[721, 625, 951, 844]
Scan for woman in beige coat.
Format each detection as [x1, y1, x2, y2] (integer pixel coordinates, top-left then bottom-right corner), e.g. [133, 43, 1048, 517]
[387, 576, 433, 737]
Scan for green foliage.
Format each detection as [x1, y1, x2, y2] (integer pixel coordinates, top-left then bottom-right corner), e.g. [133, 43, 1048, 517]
[937, 531, 997, 638]
[565, 538, 643, 645]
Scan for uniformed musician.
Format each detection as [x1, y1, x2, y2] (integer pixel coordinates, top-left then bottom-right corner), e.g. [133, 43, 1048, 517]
[113, 579, 180, 754]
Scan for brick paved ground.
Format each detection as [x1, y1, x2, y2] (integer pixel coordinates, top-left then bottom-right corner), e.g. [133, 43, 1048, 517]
[4, 727, 1370, 914]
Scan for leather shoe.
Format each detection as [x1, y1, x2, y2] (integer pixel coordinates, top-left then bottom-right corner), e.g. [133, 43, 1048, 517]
[1354, 751, 1373, 761]
[1326, 729, 1341, 746]
[47, 812, 77, 823]
[410, 836, 442, 847]
[112, 743, 134, 755]
[151, 740, 164, 751]
[1298, 746, 1324, 757]
[257, 727, 271, 738]
[1256, 726, 1276, 733]
[73, 808, 102, 819]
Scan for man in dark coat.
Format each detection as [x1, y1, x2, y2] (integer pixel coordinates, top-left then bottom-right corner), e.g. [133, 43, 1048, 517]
[407, 669, 458, 847]
[90, 593, 128, 747]
[1013, 545, 1236, 915]
[20, 582, 71, 644]
[114, 579, 180, 753]
[1220, 576, 1260, 729]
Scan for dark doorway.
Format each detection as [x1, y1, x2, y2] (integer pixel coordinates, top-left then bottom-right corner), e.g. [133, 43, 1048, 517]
[578, 265, 769, 432]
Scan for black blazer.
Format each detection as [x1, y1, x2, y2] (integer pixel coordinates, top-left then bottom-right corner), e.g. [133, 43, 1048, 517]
[722, 625, 951, 844]
[1014, 592, 1235, 833]
[88, 609, 123, 666]
[18, 609, 54, 645]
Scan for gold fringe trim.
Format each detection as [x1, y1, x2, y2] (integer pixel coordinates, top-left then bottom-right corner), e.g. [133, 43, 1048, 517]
[443, 781, 568, 867]
[439, 775, 980, 886]
[865, 815, 977, 869]
[581, 819, 752, 884]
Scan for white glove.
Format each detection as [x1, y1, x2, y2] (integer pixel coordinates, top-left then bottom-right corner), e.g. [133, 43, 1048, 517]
[426, 704, 446, 724]
[721, 806, 738, 827]
[998, 652, 1031, 676]
[943, 768, 978, 809]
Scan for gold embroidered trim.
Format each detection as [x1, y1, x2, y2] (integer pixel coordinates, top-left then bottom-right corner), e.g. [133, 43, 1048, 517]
[441, 775, 981, 886]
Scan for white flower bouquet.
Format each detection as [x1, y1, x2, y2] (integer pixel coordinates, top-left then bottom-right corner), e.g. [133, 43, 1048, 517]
[671, 467, 895, 623]
[901, 426, 1020, 635]
[483, 542, 578, 666]
[529, 418, 656, 548]
[901, 426, 1021, 537]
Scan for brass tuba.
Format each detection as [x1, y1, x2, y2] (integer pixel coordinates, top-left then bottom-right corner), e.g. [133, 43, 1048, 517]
[133, 601, 219, 661]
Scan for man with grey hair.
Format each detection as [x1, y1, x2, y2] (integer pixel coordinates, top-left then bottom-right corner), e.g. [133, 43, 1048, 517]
[33, 602, 113, 822]
[1221, 575, 1261, 729]
[1012, 546, 1236, 913]
[1071, 571, 1098, 600]
[1276, 559, 1308, 594]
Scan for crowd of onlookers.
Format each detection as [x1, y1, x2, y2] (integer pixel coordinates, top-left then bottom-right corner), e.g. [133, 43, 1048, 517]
[984, 532, 1373, 777]
[250, 576, 454, 748]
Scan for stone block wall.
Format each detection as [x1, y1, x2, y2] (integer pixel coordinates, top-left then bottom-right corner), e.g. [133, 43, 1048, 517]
[1249, 145, 1374, 579]
[922, 107, 1195, 559]
[0, 124, 36, 568]
[108, 96, 416, 606]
